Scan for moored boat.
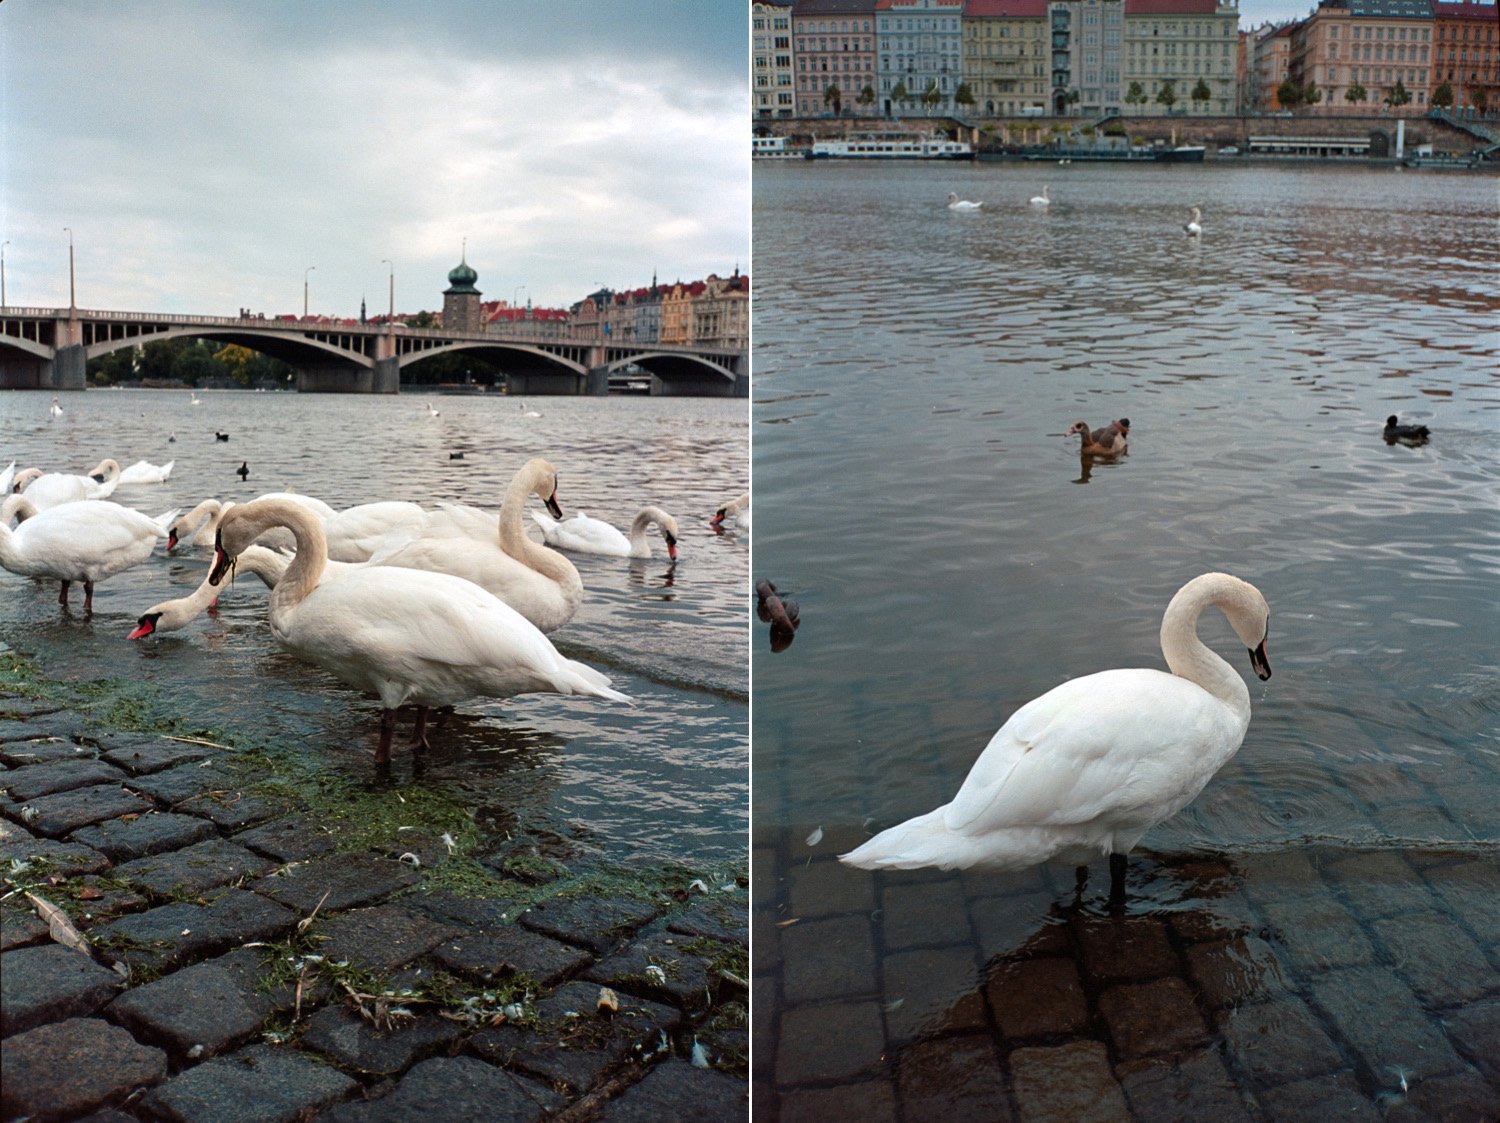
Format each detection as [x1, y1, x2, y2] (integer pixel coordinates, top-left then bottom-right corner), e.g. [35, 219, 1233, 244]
[808, 133, 974, 160]
[1155, 145, 1206, 163]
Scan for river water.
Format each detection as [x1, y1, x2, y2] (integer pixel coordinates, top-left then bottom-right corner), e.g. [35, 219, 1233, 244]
[2, 389, 747, 864]
[752, 162, 1499, 1119]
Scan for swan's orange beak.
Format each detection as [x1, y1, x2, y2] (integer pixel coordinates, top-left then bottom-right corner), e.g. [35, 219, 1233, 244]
[166, 528, 180, 551]
[128, 613, 159, 640]
[710, 508, 726, 526]
[664, 531, 678, 561]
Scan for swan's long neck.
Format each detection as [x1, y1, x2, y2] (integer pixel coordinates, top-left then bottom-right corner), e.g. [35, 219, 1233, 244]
[230, 501, 325, 614]
[497, 464, 581, 593]
[1159, 577, 1252, 720]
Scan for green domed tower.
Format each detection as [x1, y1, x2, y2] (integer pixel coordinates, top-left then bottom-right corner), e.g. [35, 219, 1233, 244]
[443, 249, 482, 333]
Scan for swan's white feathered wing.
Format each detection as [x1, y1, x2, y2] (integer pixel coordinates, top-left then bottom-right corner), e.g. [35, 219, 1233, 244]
[531, 510, 632, 556]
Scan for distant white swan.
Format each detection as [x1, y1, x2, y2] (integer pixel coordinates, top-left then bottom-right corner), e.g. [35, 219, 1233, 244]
[710, 493, 749, 533]
[190, 392, 202, 406]
[532, 506, 679, 560]
[0, 496, 178, 613]
[49, 398, 63, 418]
[1185, 206, 1203, 237]
[518, 401, 542, 418]
[1030, 185, 1051, 206]
[118, 459, 175, 485]
[840, 573, 1272, 901]
[426, 402, 440, 418]
[206, 498, 630, 764]
[947, 192, 983, 211]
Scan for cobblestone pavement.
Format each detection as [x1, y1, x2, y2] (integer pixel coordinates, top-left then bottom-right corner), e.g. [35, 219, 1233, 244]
[753, 822, 1500, 1122]
[1, 680, 748, 1122]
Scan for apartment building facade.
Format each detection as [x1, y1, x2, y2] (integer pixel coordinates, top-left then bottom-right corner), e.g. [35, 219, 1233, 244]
[754, 2, 798, 117]
[875, 0, 966, 116]
[1122, 0, 1241, 114]
[1430, 0, 1498, 112]
[792, 0, 879, 116]
[1289, 0, 1433, 114]
[963, 0, 1050, 115]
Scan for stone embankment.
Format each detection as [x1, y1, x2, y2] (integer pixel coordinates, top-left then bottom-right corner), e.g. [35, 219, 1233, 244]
[0, 654, 747, 1122]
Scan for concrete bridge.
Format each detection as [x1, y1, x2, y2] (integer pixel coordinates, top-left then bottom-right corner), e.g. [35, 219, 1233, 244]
[0, 307, 748, 397]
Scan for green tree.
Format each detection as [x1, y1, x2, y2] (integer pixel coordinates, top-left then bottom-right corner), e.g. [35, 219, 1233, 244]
[1191, 78, 1213, 111]
[1156, 80, 1177, 110]
[824, 83, 843, 115]
[408, 310, 438, 328]
[954, 82, 975, 112]
[1125, 80, 1147, 108]
[87, 346, 136, 386]
[1345, 81, 1367, 105]
[1302, 80, 1322, 106]
[1474, 87, 1489, 114]
[891, 80, 909, 113]
[1385, 79, 1412, 109]
[214, 343, 257, 387]
[857, 84, 876, 113]
[1276, 78, 1300, 109]
[1432, 81, 1454, 109]
[138, 339, 186, 382]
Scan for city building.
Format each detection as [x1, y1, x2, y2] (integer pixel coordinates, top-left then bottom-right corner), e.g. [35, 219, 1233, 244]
[875, 0, 966, 116]
[1048, 0, 1127, 116]
[1122, 0, 1241, 115]
[1289, 0, 1433, 115]
[792, 0, 878, 117]
[1430, 0, 1498, 113]
[1251, 21, 1297, 108]
[754, 2, 798, 117]
[692, 271, 750, 350]
[963, 0, 1050, 116]
[442, 254, 482, 333]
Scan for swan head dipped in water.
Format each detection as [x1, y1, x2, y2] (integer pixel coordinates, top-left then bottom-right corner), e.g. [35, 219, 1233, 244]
[840, 572, 1270, 903]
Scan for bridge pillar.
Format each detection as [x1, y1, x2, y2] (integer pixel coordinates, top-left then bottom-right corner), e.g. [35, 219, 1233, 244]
[585, 367, 610, 396]
[296, 362, 389, 393]
[372, 357, 400, 394]
[649, 375, 740, 398]
[51, 344, 88, 391]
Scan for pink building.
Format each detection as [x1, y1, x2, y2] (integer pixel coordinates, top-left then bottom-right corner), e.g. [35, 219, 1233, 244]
[1291, 0, 1434, 115]
[1430, 0, 1498, 113]
[792, 0, 878, 116]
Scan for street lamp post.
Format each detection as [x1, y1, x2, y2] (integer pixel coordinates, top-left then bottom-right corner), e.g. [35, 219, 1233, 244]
[304, 265, 316, 319]
[381, 259, 394, 328]
[1, 241, 9, 308]
[64, 227, 76, 312]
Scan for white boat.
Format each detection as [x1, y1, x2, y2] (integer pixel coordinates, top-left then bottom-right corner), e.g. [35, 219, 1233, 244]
[753, 135, 803, 160]
[808, 133, 974, 160]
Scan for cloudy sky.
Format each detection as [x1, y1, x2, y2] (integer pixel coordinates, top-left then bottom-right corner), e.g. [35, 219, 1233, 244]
[1, 2, 748, 318]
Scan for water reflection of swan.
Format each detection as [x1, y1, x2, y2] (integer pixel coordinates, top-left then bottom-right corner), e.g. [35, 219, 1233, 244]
[841, 573, 1272, 902]
[531, 506, 679, 560]
[206, 498, 629, 765]
[947, 192, 983, 211]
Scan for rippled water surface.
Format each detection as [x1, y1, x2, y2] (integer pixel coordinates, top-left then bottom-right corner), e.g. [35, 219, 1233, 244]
[2, 390, 747, 862]
[752, 162, 1499, 1118]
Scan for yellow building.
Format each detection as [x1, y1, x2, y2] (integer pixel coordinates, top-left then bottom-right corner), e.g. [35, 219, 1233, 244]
[963, 0, 1050, 115]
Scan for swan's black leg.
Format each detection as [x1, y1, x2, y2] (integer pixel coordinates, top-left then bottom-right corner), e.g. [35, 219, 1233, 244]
[83, 580, 95, 614]
[1074, 864, 1089, 897]
[58, 580, 70, 607]
[1108, 853, 1128, 912]
[412, 707, 431, 754]
[374, 709, 397, 766]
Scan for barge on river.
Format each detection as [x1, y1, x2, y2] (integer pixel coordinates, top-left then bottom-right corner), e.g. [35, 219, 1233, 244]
[807, 133, 974, 160]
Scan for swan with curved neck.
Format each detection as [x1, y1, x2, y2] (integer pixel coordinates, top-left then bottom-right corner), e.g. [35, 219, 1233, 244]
[168, 499, 236, 550]
[531, 506, 679, 560]
[1184, 206, 1203, 237]
[710, 493, 749, 532]
[130, 545, 298, 637]
[368, 458, 582, 634]
[12, 462, 119, 508]
[841, 573, 1272, 900]
[208, 498, 627, 764]
[1030, 185, 1051, 206]
[1, 495, 177, 612]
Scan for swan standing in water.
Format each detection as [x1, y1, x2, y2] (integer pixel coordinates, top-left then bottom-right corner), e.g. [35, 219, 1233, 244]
[841, 573, 1272, 902]
[1067, 418, 1129, 457]
[207, 499, 630, 764]
[1184, 206, 1203, 237]
[1029, 185, 1051, 206]
[947, 192, 983, 211]
[710, 493, 750, 533]
[532, 506, 679, 560]
[0, 496, 178, 612]
[367, 458, 582, 634]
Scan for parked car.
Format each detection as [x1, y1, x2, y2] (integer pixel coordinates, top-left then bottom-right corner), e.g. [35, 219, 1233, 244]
[1218, 145, 1240, 155]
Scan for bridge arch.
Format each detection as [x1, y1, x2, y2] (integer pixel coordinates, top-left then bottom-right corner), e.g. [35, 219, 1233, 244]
[81, 327, 374, 369]
[602, 351, 737, 383]
[395, 341, 588, 377]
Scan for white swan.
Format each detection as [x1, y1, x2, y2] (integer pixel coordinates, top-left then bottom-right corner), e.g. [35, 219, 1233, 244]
[840, 573, 1272, 896]
[167, 499, 235, 550]
[518, 402, 542, 418]
[118, 459, 175, 485]
[49, 398, 63, 418]
[1184, 206, 1203, 237]
[1030, 185, 1051, 207]
[248, 491, 338, 552]
[0, 496, 178, 613]
[426, 402, 440, 418]
[12, 462, 120, 509]
[532, 506, 679, 560]
[947, 192, 983, 211]
[710, 493, 750, 533]
[207, 499, 630, 764]
[190, 392, 202, 406]
[367, 459, 582, 634]
[0, 462, 15, 497]
[322, 501, 427, 563]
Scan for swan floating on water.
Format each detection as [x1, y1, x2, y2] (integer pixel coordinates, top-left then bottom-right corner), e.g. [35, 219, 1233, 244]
[710, 493, 749, 533]
[532, 506, 679, 560]
[947, 192, 983, 211]
[0, 496, 178, 613]
[11, 461, 121, 508]
[840, 572, 1272, 901]
[118, 459, 175, 485]
[518, 402, 542, 418]
[49, 398, 63, 419]
[1030, 185, 1051, 206]
[206, 498, 630, 765]
[1067, 418, 1129, 457]
[1184, 206, 1203, 237]
[190, 392, 202, 406]
[366, 458, 582, 634]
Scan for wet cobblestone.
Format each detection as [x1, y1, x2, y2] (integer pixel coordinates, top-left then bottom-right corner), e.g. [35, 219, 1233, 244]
[0, 682, 748, 1120]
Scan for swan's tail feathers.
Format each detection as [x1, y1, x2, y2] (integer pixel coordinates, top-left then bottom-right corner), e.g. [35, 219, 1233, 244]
[152, 508, 182, 532]
[531, 510, 559, 537]
[159, 461, 175, 480]
[839, 807, 1046, 872]
[558, 658, 635, 706]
